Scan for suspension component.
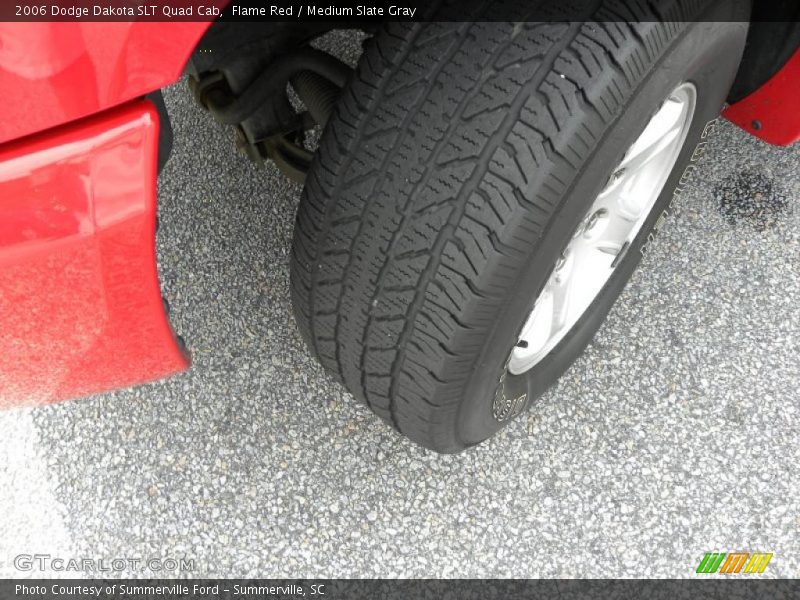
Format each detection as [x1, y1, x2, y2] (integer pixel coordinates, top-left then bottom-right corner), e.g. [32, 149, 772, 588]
[291, 70, 342, 129]
[189, 43, 353, 183]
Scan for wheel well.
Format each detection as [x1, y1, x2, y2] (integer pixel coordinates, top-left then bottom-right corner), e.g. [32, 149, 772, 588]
[728, 3, 800, 103]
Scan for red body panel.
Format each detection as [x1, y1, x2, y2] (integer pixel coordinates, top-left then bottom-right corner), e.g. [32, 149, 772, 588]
[723, 48, 800, 146]
[0, 21, 211, 407]
[0, 22, 211, 144]
[0, 101, 189, 408]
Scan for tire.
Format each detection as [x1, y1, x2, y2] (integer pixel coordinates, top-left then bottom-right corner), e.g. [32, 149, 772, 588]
[290, 2, 749, 453]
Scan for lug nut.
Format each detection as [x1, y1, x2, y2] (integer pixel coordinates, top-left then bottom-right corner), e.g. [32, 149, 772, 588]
[584, 208, 608, 234]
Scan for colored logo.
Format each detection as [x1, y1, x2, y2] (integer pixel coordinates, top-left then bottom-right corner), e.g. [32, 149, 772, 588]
[696, 552, 773, 574]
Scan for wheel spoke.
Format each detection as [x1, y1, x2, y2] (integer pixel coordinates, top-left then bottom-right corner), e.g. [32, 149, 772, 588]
[620, 122, 683, 174]
[514, 290, 553, 360]
[619, 97, 685, 173]
[549, 265, 573, 334]
[567, 238, 617, 311]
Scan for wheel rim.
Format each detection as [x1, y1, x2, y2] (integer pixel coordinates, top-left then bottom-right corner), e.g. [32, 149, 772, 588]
[507, 82, 697, 376]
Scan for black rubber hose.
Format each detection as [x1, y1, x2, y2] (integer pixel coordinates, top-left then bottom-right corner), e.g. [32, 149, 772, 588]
[290, 70, 342, 128]
[208, 48, 351, 125]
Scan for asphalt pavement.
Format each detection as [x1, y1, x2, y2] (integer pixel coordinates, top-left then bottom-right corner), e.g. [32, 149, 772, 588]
[0, 30, 798, 578]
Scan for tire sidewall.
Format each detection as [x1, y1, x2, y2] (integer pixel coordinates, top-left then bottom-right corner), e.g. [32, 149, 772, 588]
[457, 20, 749, 446]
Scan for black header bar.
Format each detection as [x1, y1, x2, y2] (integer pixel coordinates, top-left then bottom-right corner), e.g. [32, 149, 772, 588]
[1, 0, 796, 22]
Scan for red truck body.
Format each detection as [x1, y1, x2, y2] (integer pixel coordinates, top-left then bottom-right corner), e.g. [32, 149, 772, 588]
[0, 23, 210, 407]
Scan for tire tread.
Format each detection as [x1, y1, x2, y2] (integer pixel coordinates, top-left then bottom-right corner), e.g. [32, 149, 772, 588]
[291, 8, 690, 451]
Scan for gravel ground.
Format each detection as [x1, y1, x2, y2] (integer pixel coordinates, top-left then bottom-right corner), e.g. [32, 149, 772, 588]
[1, 30, 798, 579]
